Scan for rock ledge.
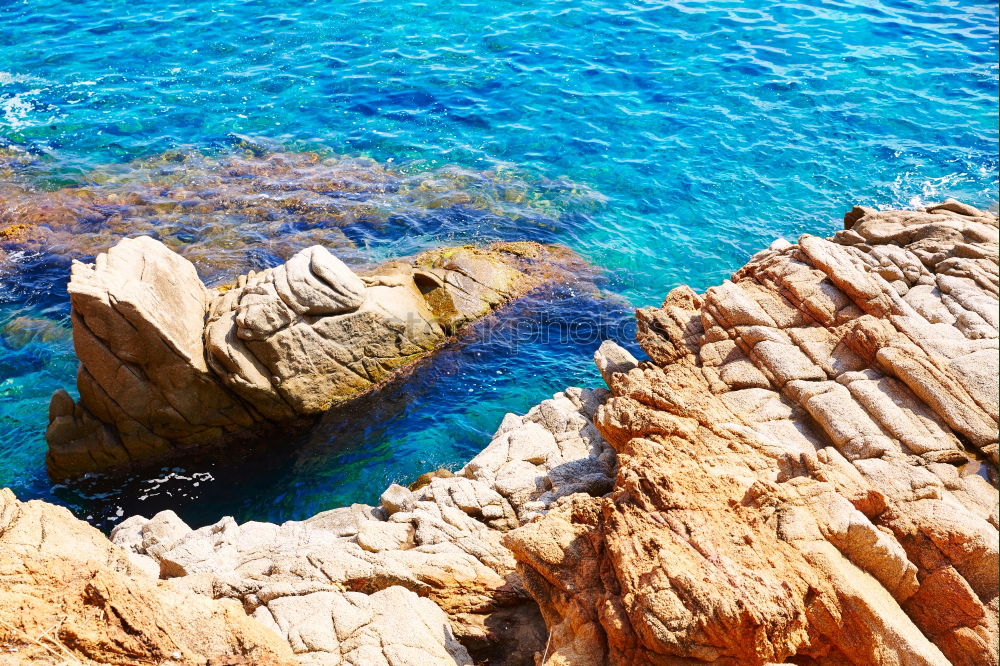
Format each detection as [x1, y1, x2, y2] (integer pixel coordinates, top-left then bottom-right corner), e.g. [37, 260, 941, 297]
[5, 200, 997, 665]
[507, 200, 999, 665]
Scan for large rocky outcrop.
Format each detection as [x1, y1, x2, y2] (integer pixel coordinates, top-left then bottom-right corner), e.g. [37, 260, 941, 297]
[13, 200, 998, 666]
[505, 201, 999, 664]
[0, 488, 296, 665]
[107, 387, 617, 665]
[45, 236, 587, 480]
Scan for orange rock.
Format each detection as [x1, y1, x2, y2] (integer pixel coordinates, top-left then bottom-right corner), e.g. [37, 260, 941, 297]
[507, 201, 998, 665]
[0, 489, 296, 665]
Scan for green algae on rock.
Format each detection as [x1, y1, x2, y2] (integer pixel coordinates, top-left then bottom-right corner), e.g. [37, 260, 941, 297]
[45, 235, 591, 481]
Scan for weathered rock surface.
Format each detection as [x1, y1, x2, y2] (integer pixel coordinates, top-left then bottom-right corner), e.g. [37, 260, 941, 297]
[108, 387, 615, 665]
[46, 236, 587, 480]
[506, 201, 999, 665]
[16, 199, 998, 665]
[0, 488, 296, 665]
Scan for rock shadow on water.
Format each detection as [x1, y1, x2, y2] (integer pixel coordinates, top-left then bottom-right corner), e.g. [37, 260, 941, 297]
[51, 278, 638, 532]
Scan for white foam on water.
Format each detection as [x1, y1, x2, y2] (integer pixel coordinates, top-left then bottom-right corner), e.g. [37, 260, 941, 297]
[0, 90, 59, 131]
[0, 71, 45, 86]
[888, 171, 976, 211]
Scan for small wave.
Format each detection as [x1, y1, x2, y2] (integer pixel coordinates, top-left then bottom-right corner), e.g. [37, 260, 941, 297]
[0, 71, 47, 86]
[888, 171, 987, 211]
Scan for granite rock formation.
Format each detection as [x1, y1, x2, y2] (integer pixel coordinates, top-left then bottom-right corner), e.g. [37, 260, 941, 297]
[108, 387, 617, 665]
[45, 236, 587, 480]
[506, 201, 999, 665]
[9, 200, 998, 665]
[0, 488, 296, 665]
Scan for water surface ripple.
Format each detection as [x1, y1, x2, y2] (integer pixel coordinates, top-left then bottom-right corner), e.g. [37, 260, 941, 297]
[0, 0, 996, 528]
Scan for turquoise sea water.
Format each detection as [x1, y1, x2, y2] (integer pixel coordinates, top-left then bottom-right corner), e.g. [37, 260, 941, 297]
[0, 0, 997, 528]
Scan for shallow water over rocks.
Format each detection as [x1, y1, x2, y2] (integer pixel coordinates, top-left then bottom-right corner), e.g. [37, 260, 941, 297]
[0, 147, 633, 529]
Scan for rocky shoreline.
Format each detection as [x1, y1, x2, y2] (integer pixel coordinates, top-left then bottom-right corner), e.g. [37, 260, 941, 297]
[509, 200, 998, 665]
[1, 201, 997, 665]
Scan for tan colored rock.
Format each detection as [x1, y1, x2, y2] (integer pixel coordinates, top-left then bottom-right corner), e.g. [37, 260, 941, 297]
[379, 483, 415, 515]
[594, 339, 639, 386]
[251, 586, 472, 666]
[29, 199, 998, 665]
[109, 388, 612, 665]
[0, 488, 295, 665]
[45, 235, 256, 477]
[460, 387, 616, 520]
[506, 201, 999, 665]
[11, 386, 618, 666]
[46, 237, 588, 480]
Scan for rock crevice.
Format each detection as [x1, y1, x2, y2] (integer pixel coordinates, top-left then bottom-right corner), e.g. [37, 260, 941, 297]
[8, 200, 997, 665]
[108, 387, 617, 665]
[506, 201, 998, 665]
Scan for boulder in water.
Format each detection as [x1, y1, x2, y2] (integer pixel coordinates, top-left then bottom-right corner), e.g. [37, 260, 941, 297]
[46, 236, 588, 480]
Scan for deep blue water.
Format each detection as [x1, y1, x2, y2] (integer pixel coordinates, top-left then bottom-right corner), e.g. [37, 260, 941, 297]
[0, 0, 996, 529]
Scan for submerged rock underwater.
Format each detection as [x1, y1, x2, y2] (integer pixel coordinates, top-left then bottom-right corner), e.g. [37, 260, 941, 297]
[0, 0, 998, 661]
[0, 145, 632, 528]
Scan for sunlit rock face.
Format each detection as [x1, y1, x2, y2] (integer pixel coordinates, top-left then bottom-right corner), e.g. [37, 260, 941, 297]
[0, 145, 604, 283]
[12, 200, 999, 666]
[107, 387, 616, 665]
[505, 201, 999, 666]
[0, 488, 298, 665]
[45, 234, 590, 481]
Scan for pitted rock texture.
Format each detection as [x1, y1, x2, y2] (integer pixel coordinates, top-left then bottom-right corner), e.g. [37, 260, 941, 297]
[0, 488, 295, 665]
[110, 388, 616, 665]
[506, 201, 999, 665]
[46, 236, 586, 480]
